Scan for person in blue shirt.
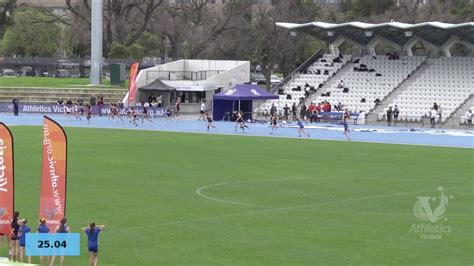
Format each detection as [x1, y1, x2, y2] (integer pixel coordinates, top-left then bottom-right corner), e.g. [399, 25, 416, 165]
[297, 119, 310, 138]
[51, 217, 70, 266]
[18, 219, 31, 264]
[37, 218, 50, 265]
[343, 109, 351, 141]
[82, 222, 105, 266]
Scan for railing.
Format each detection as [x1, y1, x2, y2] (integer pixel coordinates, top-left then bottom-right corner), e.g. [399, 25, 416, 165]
[271, 49, 324, 94]
[374, 115, 473, 129]
[145, 70, 225, 84]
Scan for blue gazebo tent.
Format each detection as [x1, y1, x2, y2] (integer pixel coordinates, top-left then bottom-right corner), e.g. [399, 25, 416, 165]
[213, 84, 278, 121]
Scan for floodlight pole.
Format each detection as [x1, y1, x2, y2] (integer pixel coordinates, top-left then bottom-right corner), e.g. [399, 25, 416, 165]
[90, 0, 103, 85]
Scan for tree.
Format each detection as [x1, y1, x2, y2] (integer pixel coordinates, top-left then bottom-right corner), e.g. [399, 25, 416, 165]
[450, 0, 474, 22]
[0, 0, 16, 37]
[1, 6, 61, 57]
[250, 1, 323, 90]
[66, 0, 165, 56]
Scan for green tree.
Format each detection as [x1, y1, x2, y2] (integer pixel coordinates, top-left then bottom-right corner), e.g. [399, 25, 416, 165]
[450, 0, 474, 22]
[348, 0, 394, 19]
[1, 6, 61, 56]
[0, 0, 16, 37]
[108, 41, 129, 58]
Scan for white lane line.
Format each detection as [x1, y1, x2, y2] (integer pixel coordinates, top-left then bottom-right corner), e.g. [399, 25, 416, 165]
[109, 185, 473, 234]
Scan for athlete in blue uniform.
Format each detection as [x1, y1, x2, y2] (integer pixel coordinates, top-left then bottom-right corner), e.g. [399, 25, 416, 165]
[37, 218, 50, 265]
[51, 217, 70, 266]
[18, 219, 31, 264]
[297, 119, 310, 138]
[343, 109, 351, 141]
[82, 222, 105, 266]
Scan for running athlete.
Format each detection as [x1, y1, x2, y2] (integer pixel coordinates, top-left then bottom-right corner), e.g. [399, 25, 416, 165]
[141, 106, 153, 124]
[165, 108, 173, 122]
[82, 222, 105, 266]
[18, 219, 31, 264]
[297, 118, 310, 138]
[130, 108, 138, 126]
[270, 113, 278, 134]
[86, 104, 92, 123]
[51, 217, 70, 266]
[343, 109, 351, 141]
[235, 111, 249, 132]
[37, 218, 50, 265]
[73, 103, 81, 120]
[206, 112, 216, 131]
[63, 103, 71, 119]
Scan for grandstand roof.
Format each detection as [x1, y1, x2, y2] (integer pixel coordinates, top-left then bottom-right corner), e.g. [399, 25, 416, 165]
[276, 21, 474, 46]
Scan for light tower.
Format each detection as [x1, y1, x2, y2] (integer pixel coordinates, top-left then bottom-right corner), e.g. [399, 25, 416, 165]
[90, 0, 103, 85]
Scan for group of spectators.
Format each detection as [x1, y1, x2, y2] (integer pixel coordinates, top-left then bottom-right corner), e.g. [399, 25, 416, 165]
[266, 100, 350, 124]
[385, 105, 400, 126]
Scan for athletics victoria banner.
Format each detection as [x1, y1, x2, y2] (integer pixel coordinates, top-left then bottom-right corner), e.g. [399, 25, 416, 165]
[0, 123, 14, 237]
[39, 116, 68, 232]
[0, 102, 165, 116]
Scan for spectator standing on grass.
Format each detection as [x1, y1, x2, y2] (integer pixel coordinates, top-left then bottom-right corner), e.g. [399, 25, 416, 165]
[291, 102, 297, 121]
[393, 105, 400, 126]
[10, 211, 20, 262]
[386, 107, 393, 126]
[82, 222, 105, 266]
[12, 98, 19, 116]
[18, 219, 31, 264]
[50, 217, 70, 266]
[36, 218, 49, 265]
[430, 107, 437, 128]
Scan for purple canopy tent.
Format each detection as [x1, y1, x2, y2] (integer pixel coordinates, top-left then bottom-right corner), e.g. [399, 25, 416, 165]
[213, 84, 278, 121]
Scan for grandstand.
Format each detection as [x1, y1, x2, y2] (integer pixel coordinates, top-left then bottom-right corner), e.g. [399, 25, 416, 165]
[379, 57, 473, 123]
[267, 21, 473, 127]
[312, 55, 425, 113]
[259, 53, 351, 114]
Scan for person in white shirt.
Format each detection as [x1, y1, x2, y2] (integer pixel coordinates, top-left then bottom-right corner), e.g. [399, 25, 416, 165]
[430, 108, 437, 128]
[200, 101, 206, 120]
[465, 110, 472, 127]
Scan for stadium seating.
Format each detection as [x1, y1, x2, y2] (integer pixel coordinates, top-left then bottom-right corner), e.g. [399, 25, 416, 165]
[381, 57, 473, 123]
[257, 54, 351, 115]
[312, 55, 425, 113]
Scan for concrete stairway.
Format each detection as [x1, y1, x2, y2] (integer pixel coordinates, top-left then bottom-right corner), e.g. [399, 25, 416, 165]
[0, 87, 127, 104]
[307, 62, 354, 103]
[367, 59, 432, 121]
[444, 94, 474, 127]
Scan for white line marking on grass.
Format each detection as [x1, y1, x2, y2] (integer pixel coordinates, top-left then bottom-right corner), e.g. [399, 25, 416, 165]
[109, 184, 473, 234]
[195, 177, 474, 207]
